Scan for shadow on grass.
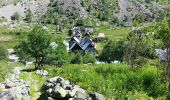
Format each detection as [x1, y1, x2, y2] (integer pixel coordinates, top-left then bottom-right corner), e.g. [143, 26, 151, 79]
[37, 93, 48, 100]
[37, 82, 48, 100]
[21, 68, 36, 72]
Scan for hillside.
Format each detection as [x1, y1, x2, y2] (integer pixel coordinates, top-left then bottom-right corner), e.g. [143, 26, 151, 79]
[0, 0, 169, 26]
[43, 0, 169, 26]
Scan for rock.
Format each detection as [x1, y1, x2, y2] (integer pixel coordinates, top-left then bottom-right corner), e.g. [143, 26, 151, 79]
[44, 76, 105, 100]
[0, 67, 30, 100]
[89, 92, 105, 100]
[12, 67, 21, 75]
[45, 82, 54, 89]
[48, 97, 54, 100]
[36, 70, 48, 76]
[74, 88, 89, 99]
[5, 80, 15, 88]
[47, 88, 53, 94]
[0, 84, 5, 90]
[53, 86, 67, 98]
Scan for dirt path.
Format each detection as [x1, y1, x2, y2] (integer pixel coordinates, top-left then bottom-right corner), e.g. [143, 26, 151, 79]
[28, 72, 41, 100]
[0, 35, 13, 41]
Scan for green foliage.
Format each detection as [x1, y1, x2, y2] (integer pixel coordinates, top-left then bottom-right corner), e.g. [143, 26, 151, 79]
[0, 45, 7, 60]
[124, 32, 156, 68]
[71, 51, 96, 64]
[46, 36, 70, 66]
[71, 51, 84, 64]
[99, 40, 125, 63]
[16, 26, 51, 69]
[83, 52, 96, 64]
[132, 14, 144, 27]
[157, 19, 170, 48]
[25, 9, 32, 23]
[11, 12, 20, 21]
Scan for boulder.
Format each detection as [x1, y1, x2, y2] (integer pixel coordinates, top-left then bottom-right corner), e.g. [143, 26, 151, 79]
[74, 88, 89, 99]
[89, 92, 106, 100]
[53, 86, 67, 98]
[36, 70, 48, 76]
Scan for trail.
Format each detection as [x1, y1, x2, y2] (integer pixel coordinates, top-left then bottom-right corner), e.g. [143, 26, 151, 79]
[28, 72, 41, 100]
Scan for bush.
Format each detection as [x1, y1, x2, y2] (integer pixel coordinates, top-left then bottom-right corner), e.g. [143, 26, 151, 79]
[25, 9, 32, 23]
[11, 12, 20, 21]
[71, 51, 96, 64]
[134, 56, 148, 67]
[99, 40, 125, 63]
[83, 52, 96, 64]
[71, 51, 83, 64]
[139, 67, 167, 97]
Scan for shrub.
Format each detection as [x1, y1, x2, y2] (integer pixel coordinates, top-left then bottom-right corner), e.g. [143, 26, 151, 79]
[11, 12, 20, 21]
[71, 51, 96, 64]
[99, 40, 125, 63]
[140, 67, 167, 97]
[83, 52, 96, 64]
[134, 56, 148, 67]
[25, 9, 32, 23]
[71, 51, 83, 64]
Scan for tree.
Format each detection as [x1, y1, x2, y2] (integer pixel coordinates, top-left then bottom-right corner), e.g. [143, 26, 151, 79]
[124, 32, 155, 68]
[99, 40, 125, 63]
[16, 26, 51, 70]
[157, 19, 170, 98]
[46, 36, 70, 66]
[25, 9, 32, 23]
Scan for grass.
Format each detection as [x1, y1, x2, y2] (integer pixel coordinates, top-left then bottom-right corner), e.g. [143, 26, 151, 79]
[0, 60, 23, 82]
[95, 27, 131, 41]
[43, 64, 167, 100]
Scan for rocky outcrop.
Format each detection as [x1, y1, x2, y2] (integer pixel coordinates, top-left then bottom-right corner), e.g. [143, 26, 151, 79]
[44, 76, 105, 100]
[0, 67, 30, 100]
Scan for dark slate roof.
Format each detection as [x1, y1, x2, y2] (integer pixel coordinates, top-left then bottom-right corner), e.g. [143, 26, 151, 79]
[69, 37, 96, 54]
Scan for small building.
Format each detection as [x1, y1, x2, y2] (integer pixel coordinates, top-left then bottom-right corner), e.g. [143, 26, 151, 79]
[69, 37, 96, 55]
[69, 27, 96, 55]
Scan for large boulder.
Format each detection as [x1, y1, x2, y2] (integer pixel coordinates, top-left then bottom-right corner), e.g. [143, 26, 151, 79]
[89, 92, 106, 100]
